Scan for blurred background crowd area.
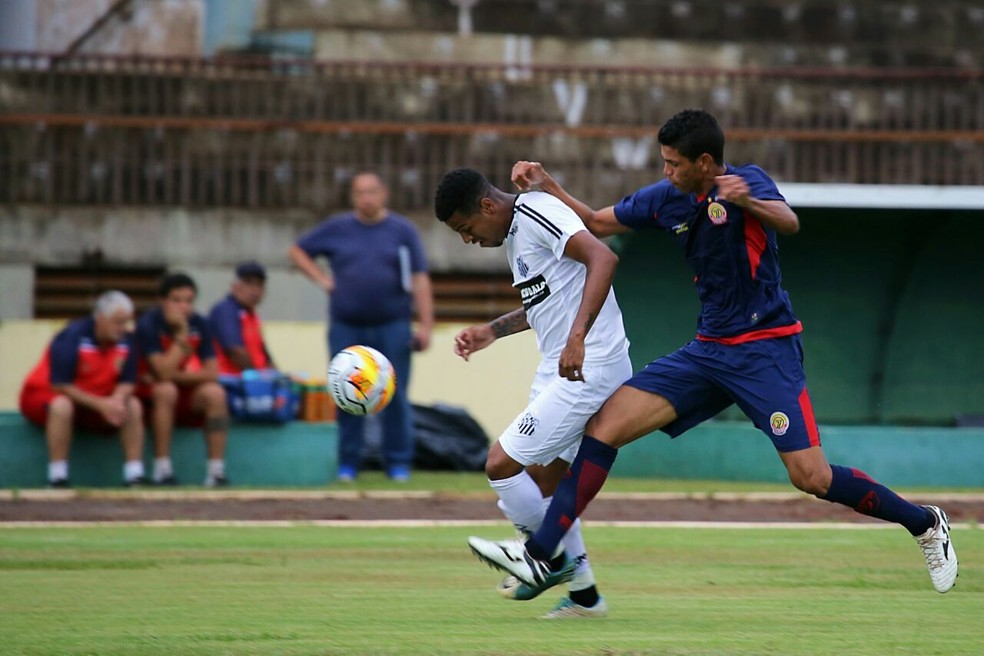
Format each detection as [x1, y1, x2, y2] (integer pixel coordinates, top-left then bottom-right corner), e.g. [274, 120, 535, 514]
[0, 0, 981, 434]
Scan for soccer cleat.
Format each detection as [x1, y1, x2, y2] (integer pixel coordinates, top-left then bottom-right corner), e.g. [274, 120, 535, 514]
[467, 536, 572, 588]
[48, 478, 70, 489]
[496, 553, 575, 601]
[155, 474, 178, 486]
[204, 475, 229, 488]
[336, 465, 357, 483]
[124, 476, 151, 488]
[540, 596, 609, 620]
[386, 465, 410, 482]
[915, 505, 958, 593]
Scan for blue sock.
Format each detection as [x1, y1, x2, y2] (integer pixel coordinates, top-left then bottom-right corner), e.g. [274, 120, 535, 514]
[822, 464, 933, 535]
[526, 436, 617, 561]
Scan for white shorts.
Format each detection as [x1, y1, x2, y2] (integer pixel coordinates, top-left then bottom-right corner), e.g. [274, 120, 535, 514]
[497, 353, 633, 467]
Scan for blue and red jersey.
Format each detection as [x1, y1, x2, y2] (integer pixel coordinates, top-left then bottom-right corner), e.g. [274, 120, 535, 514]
[20, 317, 137, 397]
[207, 294, 271, 375]
[134, 306, 214, 382]
[614, 163, 801, 342]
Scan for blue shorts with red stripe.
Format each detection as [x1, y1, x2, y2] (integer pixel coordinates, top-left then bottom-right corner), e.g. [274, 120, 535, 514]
[625, 335, 821, 452]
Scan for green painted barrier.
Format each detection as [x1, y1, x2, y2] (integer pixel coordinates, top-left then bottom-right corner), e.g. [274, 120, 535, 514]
[612, 421, 984, 488]
[0, 412, 338, 488]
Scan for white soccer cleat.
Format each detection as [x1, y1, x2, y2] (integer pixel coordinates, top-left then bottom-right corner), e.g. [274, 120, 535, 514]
[915, 505, 958, 593]
[540, 596, 609, 620]
[468, 536, 561, 587]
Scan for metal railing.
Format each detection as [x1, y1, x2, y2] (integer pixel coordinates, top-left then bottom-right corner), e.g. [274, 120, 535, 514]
[2, 52, 982, 208]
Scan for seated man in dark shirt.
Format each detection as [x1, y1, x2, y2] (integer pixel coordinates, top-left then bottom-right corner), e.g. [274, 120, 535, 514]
[207, 261, 275, 375]
[136, 273, 229, 486]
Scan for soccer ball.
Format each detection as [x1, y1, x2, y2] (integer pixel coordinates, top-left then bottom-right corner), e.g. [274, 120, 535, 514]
[326, 345, 397, 415]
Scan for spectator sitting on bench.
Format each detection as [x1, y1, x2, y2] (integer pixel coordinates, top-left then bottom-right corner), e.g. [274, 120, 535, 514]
[207, 261, 276, 375]
[135, 272, 229, 487]
[19, 290, 148, 488]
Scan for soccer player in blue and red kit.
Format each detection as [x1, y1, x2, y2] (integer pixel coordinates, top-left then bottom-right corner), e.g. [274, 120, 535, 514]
[468, 109, 957, 604]
[136, 273, 229, 486]
[19, 291, 147, 487]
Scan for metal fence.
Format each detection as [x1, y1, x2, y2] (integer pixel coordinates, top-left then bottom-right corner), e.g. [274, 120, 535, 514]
[2, 52, 982, 209]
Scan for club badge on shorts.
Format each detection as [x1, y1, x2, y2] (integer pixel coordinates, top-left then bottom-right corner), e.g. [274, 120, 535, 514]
[707, 201, 728, 225]
[770, 412, 790, 436]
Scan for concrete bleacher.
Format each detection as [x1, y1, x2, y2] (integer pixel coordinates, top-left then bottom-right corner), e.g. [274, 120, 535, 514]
[0, 412, 339, 488]
[260, 0, 981, 69]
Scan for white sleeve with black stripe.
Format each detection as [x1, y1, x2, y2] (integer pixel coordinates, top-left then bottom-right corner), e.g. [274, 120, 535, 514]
[516, 192, 587, 260]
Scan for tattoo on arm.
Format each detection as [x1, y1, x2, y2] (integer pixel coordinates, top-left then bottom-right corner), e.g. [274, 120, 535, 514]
[581, 312, 597, 335]
[489, 308, 530, 339]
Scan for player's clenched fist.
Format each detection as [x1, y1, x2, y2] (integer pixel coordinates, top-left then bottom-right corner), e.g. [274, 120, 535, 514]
[511, 161, 546, 191]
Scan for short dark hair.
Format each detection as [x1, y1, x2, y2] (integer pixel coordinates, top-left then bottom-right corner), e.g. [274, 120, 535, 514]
[159, 272, 197, 298]
[434, 168, 491, 223]
[235, 260, 267, 282]
[658, 109, 725, 165]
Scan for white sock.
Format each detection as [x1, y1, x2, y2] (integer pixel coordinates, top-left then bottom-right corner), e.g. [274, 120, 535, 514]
[489, 471, 545, 537]
[49, 460, 68, 482]
[153, 457, 173, 481]
[207, 459, 225, 478]
[123, 460, 145, 481]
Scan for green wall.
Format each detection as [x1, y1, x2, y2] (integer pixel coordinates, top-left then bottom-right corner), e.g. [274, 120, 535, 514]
[611, 421, 984, 487]
[0, 413, 338, 488]
[612, 208, 984, 425]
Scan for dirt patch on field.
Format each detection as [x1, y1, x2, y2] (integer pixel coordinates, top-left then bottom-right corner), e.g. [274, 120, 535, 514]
[1, 492, 982, 524]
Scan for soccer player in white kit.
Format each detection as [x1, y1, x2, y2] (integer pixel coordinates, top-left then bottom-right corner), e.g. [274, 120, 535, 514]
[435, 168, 632, 619]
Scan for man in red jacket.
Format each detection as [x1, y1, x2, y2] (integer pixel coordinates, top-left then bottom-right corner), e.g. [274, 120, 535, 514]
[20, 291, 147, 487]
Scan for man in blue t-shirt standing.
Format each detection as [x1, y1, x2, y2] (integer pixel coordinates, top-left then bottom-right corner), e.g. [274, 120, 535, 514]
[467, 109, 957, 602]
[289, 171, 434, 482]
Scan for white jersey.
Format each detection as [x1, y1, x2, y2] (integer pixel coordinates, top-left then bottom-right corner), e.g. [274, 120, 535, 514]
[505, 191, 629, 367]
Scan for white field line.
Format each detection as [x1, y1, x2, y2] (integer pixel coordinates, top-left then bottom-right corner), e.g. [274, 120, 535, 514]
[3, 489, 984, 503]
[0, 519, 978, 529]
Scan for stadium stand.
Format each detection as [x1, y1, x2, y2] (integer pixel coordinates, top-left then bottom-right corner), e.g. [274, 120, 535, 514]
[0, 0, 980, 443]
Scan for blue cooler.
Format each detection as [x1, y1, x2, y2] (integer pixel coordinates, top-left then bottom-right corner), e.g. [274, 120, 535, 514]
[220, 370, 300, 423]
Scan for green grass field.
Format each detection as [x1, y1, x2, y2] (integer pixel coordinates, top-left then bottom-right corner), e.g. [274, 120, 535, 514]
[1, 523, 981, 655]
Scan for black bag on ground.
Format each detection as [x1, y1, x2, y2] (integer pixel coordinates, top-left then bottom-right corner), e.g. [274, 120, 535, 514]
[411, 403, 488, 471]
[361, 403, 489, 471]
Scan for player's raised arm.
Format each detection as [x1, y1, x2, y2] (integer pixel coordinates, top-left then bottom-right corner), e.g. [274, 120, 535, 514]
[715, 174, 799, 235]
[512, 161, 630, 238]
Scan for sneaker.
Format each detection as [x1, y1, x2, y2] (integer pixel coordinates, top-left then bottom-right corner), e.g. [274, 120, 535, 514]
[336, 465, 357, 483]
[155, 475, 178, 486]
[124, 476, 151, 488]
[204, 475, 229, 488]
[915, 505, 958, 593]
[386, 465, 410, 482]
[496, 554, 576, 601]
[48, 478, 70, 489]
[467, 536, 573, 588]
[541, 596, 609, 620]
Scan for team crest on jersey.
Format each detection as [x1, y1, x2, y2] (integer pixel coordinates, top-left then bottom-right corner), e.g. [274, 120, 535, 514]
[770, 412, 790, 436]
[516, 256, 529, 278]
[517, 412, 539, 437]
[707, 201, 728, 225]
